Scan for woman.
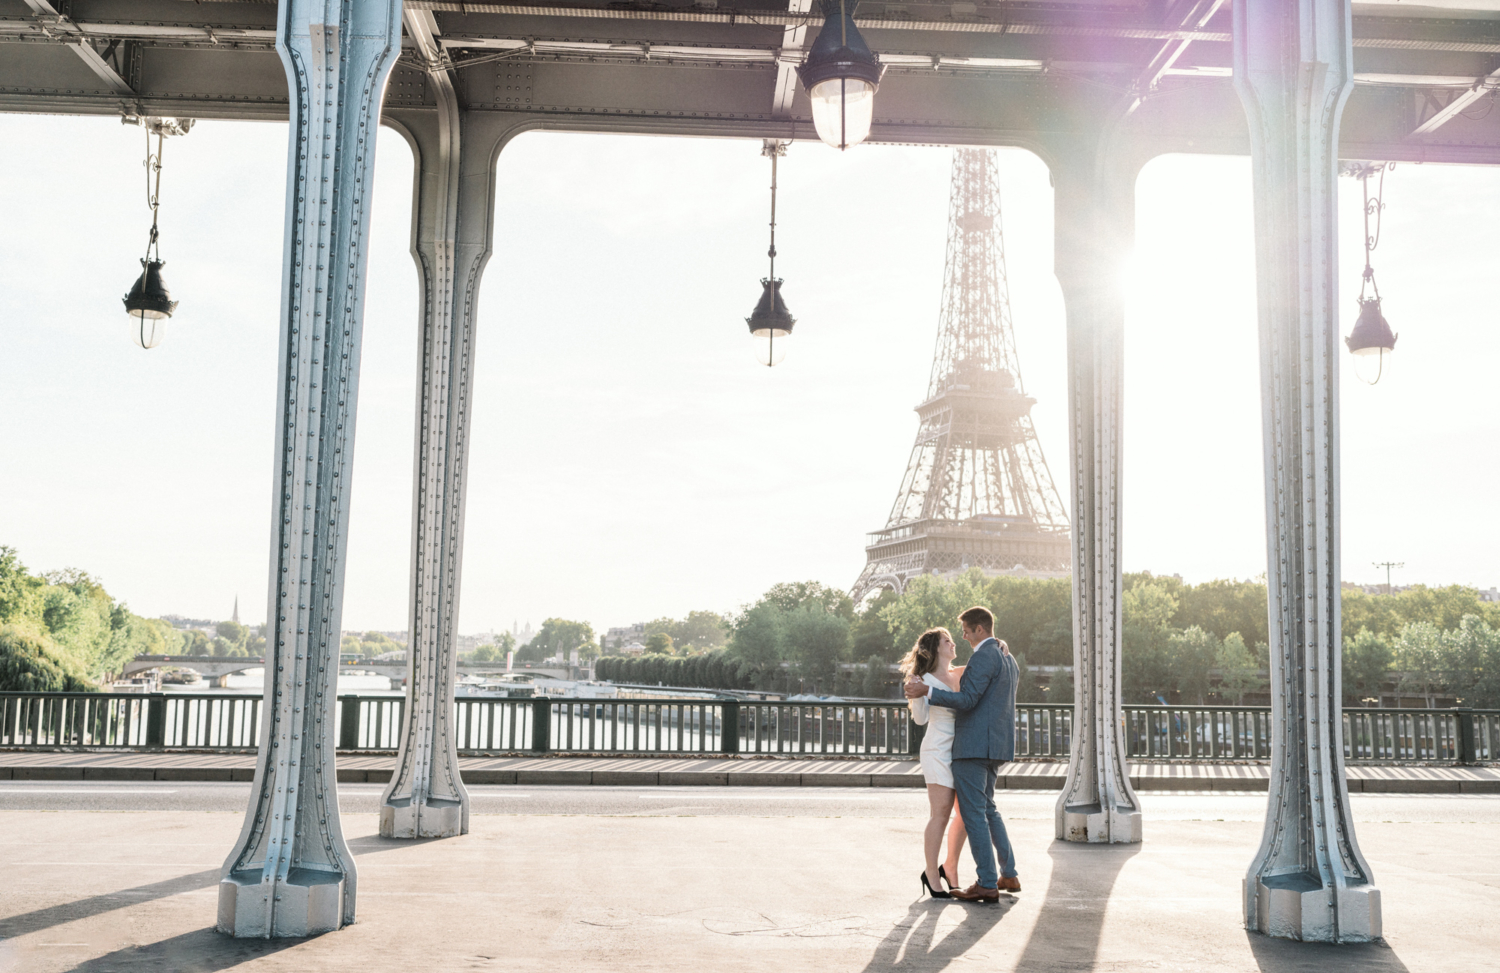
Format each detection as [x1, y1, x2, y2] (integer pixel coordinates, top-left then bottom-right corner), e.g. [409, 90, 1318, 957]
[904, 626, 968, 899]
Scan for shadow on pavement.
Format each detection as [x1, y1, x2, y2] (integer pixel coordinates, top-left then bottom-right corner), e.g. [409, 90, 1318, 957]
[1247, 930, 1411, 972]
[69, 926, 307, 972]
[859, 897, 1012, 970]
[1012, 838, 1140, 971]
[0, 832, 405, 942]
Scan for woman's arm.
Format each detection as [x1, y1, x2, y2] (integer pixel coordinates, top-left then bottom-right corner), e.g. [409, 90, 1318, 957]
[907, 691, 930, 725]
[928, 650, 997, 712]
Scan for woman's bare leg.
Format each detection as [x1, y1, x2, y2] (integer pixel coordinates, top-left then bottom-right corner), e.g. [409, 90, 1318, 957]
[924, 784, 956, 891]
[943, 804, 969, 888]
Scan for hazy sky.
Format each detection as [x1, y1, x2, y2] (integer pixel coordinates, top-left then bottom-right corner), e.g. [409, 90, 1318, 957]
[1, 113, 1496, 635]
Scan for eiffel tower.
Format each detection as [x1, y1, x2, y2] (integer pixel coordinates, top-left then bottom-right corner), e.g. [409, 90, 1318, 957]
[851, 149, 1070, 602]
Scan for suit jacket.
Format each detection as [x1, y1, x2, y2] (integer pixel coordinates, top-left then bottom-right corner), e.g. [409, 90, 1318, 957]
[927, 637, 1018, 762]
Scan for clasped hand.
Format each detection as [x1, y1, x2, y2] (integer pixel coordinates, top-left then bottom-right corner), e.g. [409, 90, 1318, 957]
[902, 676, 927, 698]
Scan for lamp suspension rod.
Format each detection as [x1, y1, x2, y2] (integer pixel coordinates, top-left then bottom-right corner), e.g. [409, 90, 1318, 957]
[1359, 162, 1389, 302]
[144, 128, 165, 261]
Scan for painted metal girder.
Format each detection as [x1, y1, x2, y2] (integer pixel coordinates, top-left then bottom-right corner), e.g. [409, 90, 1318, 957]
[377, 10, 504, 841]
[1049, 137, 1142, 846]
[1232, 0, 1380, 944]
[216, 0, 402, 939]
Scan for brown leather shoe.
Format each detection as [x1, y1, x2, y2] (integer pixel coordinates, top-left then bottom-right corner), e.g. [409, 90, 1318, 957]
[997, 876, 1022, 893]
[950, 882, 1001, 903]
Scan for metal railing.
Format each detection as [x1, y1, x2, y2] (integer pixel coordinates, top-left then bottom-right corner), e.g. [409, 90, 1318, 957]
[2, 692, 1496, 764]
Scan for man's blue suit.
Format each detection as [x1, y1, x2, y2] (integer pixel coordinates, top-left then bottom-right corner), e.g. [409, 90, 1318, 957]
[928, 636, 1019, 886]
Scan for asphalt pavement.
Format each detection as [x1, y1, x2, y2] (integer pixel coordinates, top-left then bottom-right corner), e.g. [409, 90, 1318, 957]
[2, 780, 1498, 826]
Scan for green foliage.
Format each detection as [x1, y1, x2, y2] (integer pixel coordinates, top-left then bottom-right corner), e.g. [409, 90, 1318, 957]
[1169, 626, 1220, 704]
[851, 589, 898, 662]
[1215, 632, 1264, 705]
[0, 624, 96, 692]
[1012, 651, 1045, 703]
[643, 610, 729, 654]
[986, 576, 1074, 665]
[644, 632, 674, 656]
[517, 618, 595, 663]
[469, 632, 516, 663]
[1342, 628, 1393, 701]
[725, 582, 858, 692]
[879, 569, 992, 663]
[1047, 665, 1074, 705]
[0, 547, 44, 625]
[784, 607, 851, 684]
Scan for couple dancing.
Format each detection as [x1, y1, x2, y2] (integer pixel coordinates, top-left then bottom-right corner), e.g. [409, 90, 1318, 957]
[902, 605, 1020, 903]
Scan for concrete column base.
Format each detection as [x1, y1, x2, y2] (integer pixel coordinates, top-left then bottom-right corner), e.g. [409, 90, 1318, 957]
[1249, 875, 1381, 943]
[379, 797, 464, 839]
[217, 867, 347, 938]
[1059, 803, 1142, 844]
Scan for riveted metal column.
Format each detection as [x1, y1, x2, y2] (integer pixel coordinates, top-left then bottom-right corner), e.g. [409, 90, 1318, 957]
[378, 10, 500, 839]
[1233, 0, 1380, 943]
[216, 0, 401, 938]
[1050, 144, 1143, 845]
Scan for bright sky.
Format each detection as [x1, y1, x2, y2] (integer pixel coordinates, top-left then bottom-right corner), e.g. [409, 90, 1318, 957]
[1, 113, 1496, 635]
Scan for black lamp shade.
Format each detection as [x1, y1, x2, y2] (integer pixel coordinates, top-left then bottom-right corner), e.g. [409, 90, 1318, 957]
[796, 1, 885, 91]
[796, 0, 885, 149]
[746, 278, 796, 336]
[123, 258, 179, 319]
[1346, 297, 1396, 355]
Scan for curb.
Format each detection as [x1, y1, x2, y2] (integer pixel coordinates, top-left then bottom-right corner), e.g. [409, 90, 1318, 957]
[2, 764, 1494, 792]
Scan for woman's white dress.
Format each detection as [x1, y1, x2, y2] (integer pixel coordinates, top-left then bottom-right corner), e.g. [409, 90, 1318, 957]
[908, 671, 956, 789]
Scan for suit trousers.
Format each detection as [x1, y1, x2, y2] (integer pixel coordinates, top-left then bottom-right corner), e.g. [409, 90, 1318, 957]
[951, 757, 1017, 886]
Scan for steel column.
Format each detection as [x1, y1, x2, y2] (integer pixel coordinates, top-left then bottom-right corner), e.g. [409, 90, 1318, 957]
[1232, 0, 1380, 943]
[216, 0, 402, 938]
[1050, 143, 1143, 845]
[378, 11, 501, 839]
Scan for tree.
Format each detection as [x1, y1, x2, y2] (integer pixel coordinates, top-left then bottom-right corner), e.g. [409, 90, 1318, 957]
[1170, 626, 1219, 705]
[0, 625, 95, 692]
[851, 589, 898, 662]
[986, 575, 1074, 666]
[784, 606, 850, 688]
[644, 610, 729, 654]
[1122, 580, 1177, 703]
[759, 581, 854, 620]
[1048, 665, 1074, 705]
[517, 618, 595, 663]
[1173, 578, 1269, 649]
[1012, 651, 1045, 703]
[1342, 628, 1393, 703]
[879, 569, 991, 662]
[727, 602, 785, 681]
[859, 654, 891, 698]
[0, 547, 43, 625]
[1394, 622, 1444, 707]
[645, 632, 674, 656]
[216, 620, 249, 647]
[1215, 632, 1263, 705]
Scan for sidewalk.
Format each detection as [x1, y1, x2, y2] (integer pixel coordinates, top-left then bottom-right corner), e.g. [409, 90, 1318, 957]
[3, 750, 1496, 792]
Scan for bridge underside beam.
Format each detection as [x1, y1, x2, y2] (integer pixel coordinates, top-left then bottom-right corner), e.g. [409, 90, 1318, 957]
[2, 3, 1500, 163]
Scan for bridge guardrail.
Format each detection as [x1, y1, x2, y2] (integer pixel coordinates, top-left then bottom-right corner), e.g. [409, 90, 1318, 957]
[2, 693, 1495, 763]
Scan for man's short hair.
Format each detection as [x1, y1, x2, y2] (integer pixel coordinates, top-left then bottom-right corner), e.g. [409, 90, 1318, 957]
[958, 606, 994, 634]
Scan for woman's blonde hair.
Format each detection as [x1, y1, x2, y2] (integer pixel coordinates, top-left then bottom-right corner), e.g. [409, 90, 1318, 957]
[900, 627, 951, 678]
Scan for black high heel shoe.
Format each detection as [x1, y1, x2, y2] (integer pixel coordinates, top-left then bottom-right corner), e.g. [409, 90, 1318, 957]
[939, 864, 958, 891]
[920, 870, 952, 899]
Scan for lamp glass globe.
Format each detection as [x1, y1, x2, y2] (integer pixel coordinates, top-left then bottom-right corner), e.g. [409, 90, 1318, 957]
[130, 309, 168, 350]
[809, 78, 875, 149]
[752, 329, 789, 367]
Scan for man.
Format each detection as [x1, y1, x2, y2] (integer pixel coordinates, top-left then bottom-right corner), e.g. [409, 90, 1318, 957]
[904, 605, 1020, 902]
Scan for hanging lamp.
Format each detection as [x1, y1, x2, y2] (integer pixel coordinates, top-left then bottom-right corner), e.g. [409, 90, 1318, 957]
[746, 140, 796, 367]
[1342, 161, 1398, 384]
[796, 0, 885, 150]
[122, 117, 193, 349]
